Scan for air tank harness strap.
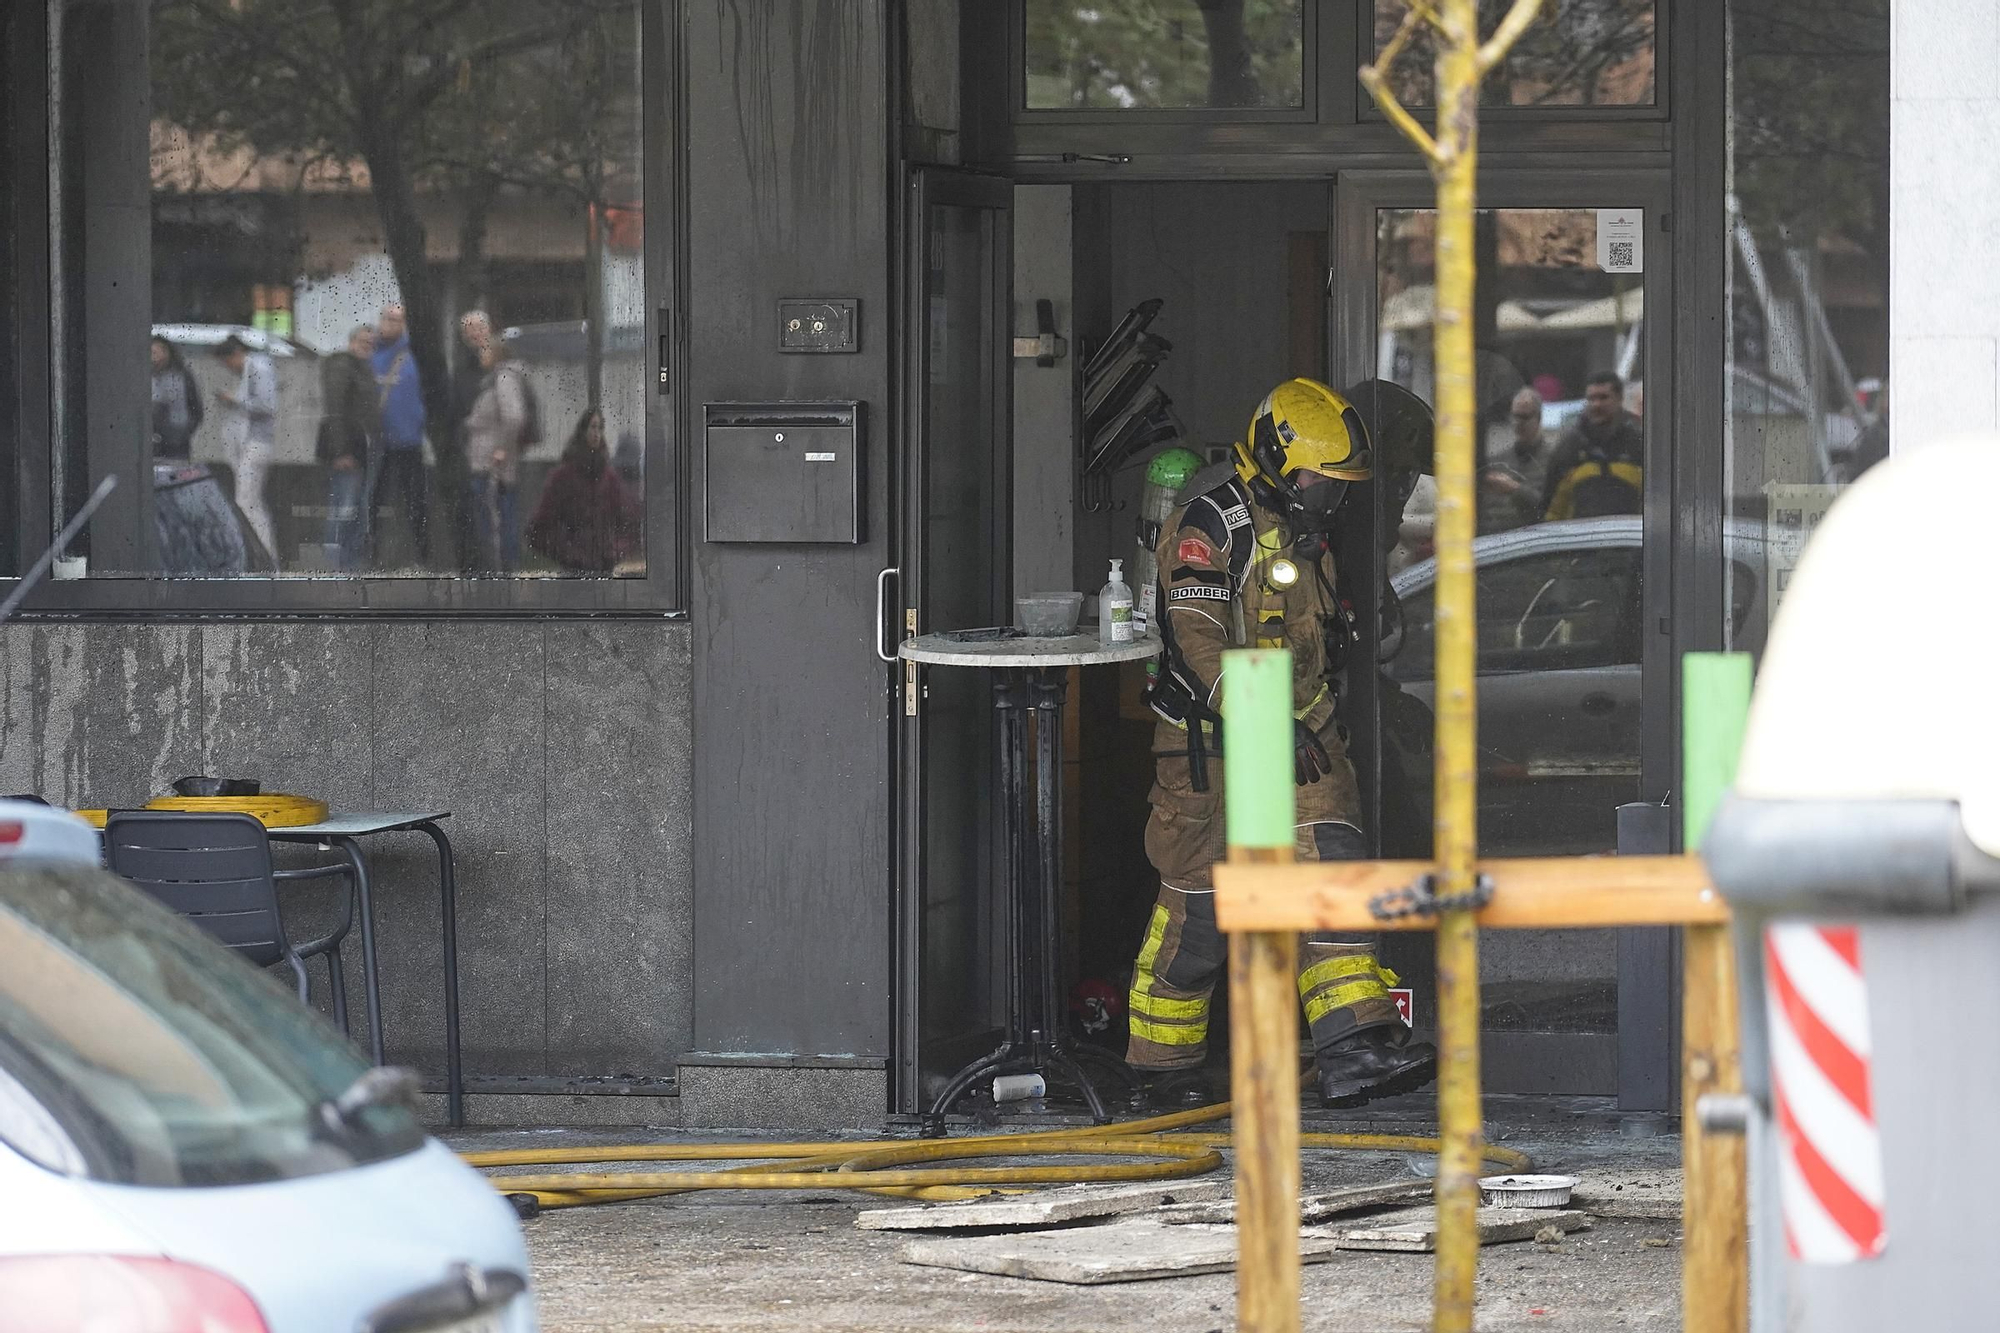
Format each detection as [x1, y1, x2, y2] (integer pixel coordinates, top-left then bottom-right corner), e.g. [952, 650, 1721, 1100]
[1147, 478, 1258, 793]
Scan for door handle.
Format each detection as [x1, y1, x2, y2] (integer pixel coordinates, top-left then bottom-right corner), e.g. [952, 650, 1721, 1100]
[1580, 691, 1616, 716]
[876, 567, 901, 663]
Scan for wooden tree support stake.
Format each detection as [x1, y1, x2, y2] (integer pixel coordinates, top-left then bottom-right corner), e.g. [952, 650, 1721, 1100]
[1223, 649, 1302, 1333]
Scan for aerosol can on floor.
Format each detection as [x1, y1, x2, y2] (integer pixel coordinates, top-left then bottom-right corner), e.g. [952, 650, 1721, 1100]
[1133, 447, 1203, 633]
[1100, 559, 1134, 645]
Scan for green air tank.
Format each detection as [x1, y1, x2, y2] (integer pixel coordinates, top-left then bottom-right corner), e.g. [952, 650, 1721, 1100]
[1133, 447, 1205, 634]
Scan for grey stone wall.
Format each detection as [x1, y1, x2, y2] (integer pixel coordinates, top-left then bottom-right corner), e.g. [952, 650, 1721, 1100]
[0, 619, 693, 1083]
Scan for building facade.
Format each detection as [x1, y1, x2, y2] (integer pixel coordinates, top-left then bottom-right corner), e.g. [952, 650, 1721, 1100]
[0, 0, 1927, 1128]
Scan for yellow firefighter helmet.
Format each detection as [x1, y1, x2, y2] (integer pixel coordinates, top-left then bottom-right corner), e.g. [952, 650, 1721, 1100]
[1233, 378, 1375, 504]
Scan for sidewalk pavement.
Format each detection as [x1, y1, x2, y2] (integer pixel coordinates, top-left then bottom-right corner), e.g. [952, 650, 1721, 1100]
[449, 1095, 1686, 1333]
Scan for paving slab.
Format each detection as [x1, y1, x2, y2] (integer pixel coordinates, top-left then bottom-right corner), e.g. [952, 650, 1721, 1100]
[856, 1179, 1233, 1231]
[1157, 1178, 1431, 1225]
[1571, 1167, 1682, 1220]
[900, 1218, 1345, 1284]
[1334, 1206, 1592, 1253]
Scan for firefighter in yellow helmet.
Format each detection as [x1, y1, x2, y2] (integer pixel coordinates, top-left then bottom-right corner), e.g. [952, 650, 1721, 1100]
[1128, 378, 1438, 1107]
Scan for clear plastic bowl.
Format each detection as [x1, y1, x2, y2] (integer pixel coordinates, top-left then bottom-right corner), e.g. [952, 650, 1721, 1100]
[1015, 592, 1083, 637]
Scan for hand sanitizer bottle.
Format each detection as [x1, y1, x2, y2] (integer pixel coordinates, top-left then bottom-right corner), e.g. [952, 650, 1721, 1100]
[1100, 559, 1134, 645]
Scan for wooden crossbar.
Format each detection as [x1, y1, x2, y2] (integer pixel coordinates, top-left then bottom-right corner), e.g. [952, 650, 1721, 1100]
[1213, 855, 1728, 932]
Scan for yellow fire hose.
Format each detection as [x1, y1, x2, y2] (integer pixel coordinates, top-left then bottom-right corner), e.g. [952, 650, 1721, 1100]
[463, 1093, 1532, 1212]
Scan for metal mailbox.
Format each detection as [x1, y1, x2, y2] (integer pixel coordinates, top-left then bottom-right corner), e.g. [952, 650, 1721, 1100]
[703, 401, 863, 543]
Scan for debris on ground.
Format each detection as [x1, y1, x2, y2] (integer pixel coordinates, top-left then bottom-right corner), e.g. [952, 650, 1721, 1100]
[896, 1203, 1592, 1283]
[461, 1097, 1689, 1327]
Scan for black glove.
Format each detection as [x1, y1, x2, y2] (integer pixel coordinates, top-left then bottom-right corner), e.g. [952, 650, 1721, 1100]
[1293, 720, 1332, 786]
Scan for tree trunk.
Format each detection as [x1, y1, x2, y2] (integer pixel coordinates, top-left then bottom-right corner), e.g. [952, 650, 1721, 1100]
[453, 169, 501, 321]
[583, 202, 605, 409]
[1358, 7, 1545, 1328]
[1195, 0, 1257, 107]
[1428, 3, 1488, 1327]
[356, 125, 455, 472]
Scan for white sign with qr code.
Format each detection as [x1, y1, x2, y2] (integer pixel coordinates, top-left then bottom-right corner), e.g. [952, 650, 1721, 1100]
[1597, 209, 1643, 273]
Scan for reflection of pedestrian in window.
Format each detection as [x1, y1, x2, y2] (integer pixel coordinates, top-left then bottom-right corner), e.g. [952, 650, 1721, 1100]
[447, 311, 493, 574]
[1479, 387, 1552, 533]
[463, 334, 527, 572]
[214, 334, 279, 563]
[613, 429, 643, 493]
[149, 336, 204, 460]
[528, 409, 640, 574]
[1542, 370, 1644, 520]
[370, 304, 429, 565]
[318, 325, 376, 571]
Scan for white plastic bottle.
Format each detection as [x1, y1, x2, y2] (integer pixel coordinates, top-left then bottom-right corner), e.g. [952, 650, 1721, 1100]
[1100, 558, 1135, 645]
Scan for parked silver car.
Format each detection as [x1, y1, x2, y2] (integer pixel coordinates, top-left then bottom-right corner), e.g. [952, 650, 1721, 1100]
[0, 863, 536, 1332]
[1384, 516, 1769, 856]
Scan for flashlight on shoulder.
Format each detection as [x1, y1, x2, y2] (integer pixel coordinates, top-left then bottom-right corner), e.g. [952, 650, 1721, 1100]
[1264, 557, 1300, 594]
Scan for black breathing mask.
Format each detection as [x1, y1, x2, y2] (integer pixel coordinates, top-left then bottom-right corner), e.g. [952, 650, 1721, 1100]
[1290, 476, 1351, 536]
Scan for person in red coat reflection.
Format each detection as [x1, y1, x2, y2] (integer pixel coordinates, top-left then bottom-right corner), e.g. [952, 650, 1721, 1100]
[526, 408, 640, 574]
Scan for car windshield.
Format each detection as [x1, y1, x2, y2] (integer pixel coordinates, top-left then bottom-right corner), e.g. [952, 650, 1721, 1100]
[0, 865, 422, 1188]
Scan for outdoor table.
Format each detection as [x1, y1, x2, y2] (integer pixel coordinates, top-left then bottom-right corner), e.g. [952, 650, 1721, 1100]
[266, 812, 463, 1127]
[900, 629, 1162, 1134]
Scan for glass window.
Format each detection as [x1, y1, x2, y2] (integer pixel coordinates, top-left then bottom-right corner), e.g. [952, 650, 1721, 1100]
[0, 866, 423, 1188]
[1374, 203, 1650, 1048]
[1372, 0, 1657, 107]
[1725, 0, 1888, 659]
[1024, 0, 1306, 110]
[52, 0, 648, 580]
[1377, 205, 1649, 561]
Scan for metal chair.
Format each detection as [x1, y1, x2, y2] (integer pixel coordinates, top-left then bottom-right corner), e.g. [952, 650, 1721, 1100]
[103, 810, 354, 1035]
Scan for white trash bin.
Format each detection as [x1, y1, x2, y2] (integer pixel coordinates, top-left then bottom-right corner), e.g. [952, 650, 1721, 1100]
[1706, 437, 2000, 1331]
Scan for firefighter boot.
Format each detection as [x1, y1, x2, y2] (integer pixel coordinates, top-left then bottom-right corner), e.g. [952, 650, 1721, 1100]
[1314, 1022, 1438, 1108]
[1140, 1066, 1222, 1110]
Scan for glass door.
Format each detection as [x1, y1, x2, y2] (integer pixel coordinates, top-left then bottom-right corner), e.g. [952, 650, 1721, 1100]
[1337, 172, 1674, 1099]
[893, 169, 1013, 1114]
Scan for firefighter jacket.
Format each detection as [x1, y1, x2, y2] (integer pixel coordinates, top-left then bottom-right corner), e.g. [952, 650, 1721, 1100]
[1147, 468, 1351, 755]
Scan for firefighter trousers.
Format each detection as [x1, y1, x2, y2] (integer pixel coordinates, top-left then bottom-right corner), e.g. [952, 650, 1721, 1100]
[1125, 727, 1400, 1072]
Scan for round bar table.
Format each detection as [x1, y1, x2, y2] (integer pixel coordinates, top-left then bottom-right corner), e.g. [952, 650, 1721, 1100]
[900, 629, 1163, 1135]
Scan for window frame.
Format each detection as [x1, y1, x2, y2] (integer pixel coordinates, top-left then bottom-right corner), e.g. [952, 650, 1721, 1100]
[1013, 0, 1324, 125]
[1004, 0, 1669, 135]
[995, 3, 1673, 176]
[8, 0, 688, 620]
[3, 0, 51, 589]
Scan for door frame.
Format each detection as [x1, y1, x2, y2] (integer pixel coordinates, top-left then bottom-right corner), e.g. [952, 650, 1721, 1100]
[891, 166, 1015, 1114]
[1333, 168, 1678, 1103]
